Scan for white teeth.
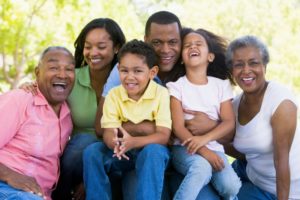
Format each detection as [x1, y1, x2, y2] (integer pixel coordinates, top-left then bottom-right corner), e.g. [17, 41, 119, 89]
[189, 52, 199, 57]
[91, 58, 101, 63]
[242, 77, 254, 81]
[54, 82, 66, 85]
[127, 83, 137, 88]
[53, 83, 66, 92]
[161, 57, 171, 60]
[53, 82, 67, 91]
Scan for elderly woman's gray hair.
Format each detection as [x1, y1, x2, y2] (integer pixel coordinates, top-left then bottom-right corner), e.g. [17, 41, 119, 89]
[226, 35, 270, 69]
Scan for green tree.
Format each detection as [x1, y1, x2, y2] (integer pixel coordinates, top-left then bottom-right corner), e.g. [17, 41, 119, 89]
[0, 0, 80, 91]
[1, 0, 299, 95]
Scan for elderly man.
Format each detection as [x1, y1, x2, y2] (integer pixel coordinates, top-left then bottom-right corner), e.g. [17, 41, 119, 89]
[0, 46, 75, 200]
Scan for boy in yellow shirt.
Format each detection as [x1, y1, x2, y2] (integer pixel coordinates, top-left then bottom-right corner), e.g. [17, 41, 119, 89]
[83, 39, 171, 200]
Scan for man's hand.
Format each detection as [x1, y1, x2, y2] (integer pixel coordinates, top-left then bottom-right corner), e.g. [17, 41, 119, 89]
[6, 171, 45, 199]
[72, 182, 85, 200]
[184, 109, 218, 135]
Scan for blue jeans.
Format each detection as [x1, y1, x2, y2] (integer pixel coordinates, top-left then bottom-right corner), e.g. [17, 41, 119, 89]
[232, 159, 276, 200]
[172, 145, 241, 200]
[83, 142, 170, 200]
[52, 133, 98, 200]
[168, 169, 222, 200]
[122, 166, 221, 200]
[0, 181, 43, 200]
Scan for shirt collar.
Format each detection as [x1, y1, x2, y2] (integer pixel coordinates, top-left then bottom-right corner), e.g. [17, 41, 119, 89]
[77, 66, 91, 88]
[120, 80, 157, 102]
[34, 88, 49, 106]
[34, 88, 71, 118]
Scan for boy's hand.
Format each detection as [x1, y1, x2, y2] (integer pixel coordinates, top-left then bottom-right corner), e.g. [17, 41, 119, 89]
[182, 135, 210, 154]
[199, 148, 225, 171]
[112, 128, 129, 160]
[115, 126, 137, 159]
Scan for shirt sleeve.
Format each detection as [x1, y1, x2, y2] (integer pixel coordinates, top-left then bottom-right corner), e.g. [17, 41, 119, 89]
[166, 80, 182, 101]
[102, 63, 121, 97]
[101, 89, 122, 128]
[221, 80, 234, 102]
[0, 90, 25, 148]
[155, 88, 172, 129]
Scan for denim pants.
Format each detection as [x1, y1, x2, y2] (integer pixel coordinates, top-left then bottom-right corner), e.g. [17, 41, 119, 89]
[172, 145, 241, 200]
[0, 181, 43, 200]
[83, 142, 170, 200]
[52, 133, 98, 200]
[232, 159, 276, 200]
[122, 164, 222, 200]
[167, 169, 222, 200]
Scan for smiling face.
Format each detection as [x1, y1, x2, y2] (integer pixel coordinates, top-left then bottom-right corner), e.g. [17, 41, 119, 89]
[35, 48, 75, 108]
[118, 53, 158, 101]
[231, 46, 266, 94]
[83, 28, 117, 71]
[182, 32, 214, 70]
[144, 22, 181, 73]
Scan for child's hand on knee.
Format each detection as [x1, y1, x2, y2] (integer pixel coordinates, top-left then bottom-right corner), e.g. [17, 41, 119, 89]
[199, 148, 225, 171]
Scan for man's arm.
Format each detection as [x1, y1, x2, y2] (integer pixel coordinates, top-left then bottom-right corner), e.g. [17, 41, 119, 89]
[184, 109, 219, 136]
[121, 120, 156, 137]
[0, 163, 44, 197]
[183, 110, 236, 144]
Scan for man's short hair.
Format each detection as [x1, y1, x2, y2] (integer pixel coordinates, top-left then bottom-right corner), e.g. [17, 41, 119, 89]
[145, 11, 182, 37]
[39, 46, 74, 65]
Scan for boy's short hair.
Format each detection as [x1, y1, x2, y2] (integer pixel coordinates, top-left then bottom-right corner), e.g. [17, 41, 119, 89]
[118, 39, 158, 69]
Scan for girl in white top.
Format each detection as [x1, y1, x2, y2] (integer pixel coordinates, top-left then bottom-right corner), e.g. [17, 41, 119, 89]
[226, 35, 300, 200]
[167, 28, 241, 200]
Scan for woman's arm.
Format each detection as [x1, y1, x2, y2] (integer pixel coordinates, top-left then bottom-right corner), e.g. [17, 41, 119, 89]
[271, 100, 297, 200]
[95, 97, 105, 137]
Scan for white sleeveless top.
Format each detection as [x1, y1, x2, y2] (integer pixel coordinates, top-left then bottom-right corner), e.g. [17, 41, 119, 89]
[233, 81, 300, 198]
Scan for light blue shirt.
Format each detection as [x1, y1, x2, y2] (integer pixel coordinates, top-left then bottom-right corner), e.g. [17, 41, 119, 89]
[102, 63, 162, 97]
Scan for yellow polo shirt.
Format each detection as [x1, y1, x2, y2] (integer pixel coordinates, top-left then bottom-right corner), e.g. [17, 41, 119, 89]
[102, 80, 171, 129]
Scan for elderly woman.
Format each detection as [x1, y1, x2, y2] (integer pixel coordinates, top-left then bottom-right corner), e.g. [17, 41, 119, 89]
[225, 35, 300, 200]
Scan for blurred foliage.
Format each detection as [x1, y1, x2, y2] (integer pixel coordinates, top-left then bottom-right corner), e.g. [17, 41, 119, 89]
[0, 0, 299, 97]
